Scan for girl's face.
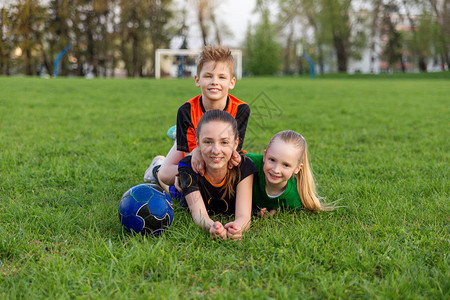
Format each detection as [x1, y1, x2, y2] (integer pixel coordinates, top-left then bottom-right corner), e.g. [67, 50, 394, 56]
[263, 139, 303, 186]
[197, 120, 238, 171]
[195, 61, 236, 103]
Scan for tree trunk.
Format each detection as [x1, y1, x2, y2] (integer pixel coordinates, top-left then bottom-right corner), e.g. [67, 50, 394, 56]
[306, 13, 324, 74]
[197, 2, 208, 46]
[86, 13, 97, 76]
[283, 22, 294, 75]
[402, 0, 427, 72]
[41, 51, 51, 76]
[25, 48, 33, 75]
[333, 33, 348, 72]
[400, 55, 406, 72]
[430, 0, 450, 69]
[369, 0, 382, 73]
[132, 32, 139, 77]
[210, 10, 221, 45]
[317, 42, 325, 75]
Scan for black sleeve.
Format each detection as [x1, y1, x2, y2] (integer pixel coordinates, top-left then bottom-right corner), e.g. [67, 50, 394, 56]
[239, 155, 258, 182]
[176, 102, 192, 153]
[178, 157, 199, 196]
[235, 104, 250, 151]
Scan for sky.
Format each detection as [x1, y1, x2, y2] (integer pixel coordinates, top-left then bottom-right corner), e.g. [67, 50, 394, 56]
[172, 0, 259, 49]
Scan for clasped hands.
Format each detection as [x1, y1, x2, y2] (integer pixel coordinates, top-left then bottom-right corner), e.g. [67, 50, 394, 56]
[209, 221, 243, 240]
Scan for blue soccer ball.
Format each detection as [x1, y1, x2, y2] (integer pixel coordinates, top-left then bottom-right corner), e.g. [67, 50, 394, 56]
[119, 183, 174, 236]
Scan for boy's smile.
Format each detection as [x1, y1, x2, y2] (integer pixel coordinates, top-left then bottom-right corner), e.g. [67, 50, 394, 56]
[195, 61, 236, 106]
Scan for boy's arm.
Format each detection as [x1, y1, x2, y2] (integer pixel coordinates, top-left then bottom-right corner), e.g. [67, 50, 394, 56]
[235, 104, 250, 151]
[158, 143, 185, 186]
[228, 150, 241, 169]
[190, 147, 206, 175]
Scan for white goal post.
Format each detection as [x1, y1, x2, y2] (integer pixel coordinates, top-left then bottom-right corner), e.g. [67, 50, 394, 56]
[155, 48, 242, 79]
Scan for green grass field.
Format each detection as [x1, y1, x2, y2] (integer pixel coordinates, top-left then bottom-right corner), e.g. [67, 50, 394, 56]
[0, 74, 448, 298]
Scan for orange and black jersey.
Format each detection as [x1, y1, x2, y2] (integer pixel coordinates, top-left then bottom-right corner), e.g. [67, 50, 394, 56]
[178, 155, 257, 215]
[176, 95, 250, 153]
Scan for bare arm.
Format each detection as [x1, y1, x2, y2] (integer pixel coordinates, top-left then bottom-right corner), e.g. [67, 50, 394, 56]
[185, 190, 214, 230]
[224, 174, 254, 240]
[185, 190, 227, 240]
[158, 143, 185, 186]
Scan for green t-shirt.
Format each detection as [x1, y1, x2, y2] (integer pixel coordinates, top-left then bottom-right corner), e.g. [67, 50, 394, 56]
[246, 153, 302, 211]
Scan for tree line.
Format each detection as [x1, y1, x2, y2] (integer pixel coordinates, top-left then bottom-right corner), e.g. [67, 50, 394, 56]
[0, 0, 177, 77]
[246, 0, 449, 75]
[0, 0, 448, 77]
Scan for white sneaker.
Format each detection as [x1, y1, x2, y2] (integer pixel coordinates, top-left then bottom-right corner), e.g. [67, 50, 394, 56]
[144, 155, 165, 183]
[167, 125, 176, 140]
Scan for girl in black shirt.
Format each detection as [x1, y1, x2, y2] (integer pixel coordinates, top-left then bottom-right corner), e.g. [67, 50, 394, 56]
[178, 110, 257, 240]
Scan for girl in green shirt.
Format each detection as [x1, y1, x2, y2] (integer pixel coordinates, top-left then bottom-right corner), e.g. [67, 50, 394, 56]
[246, 130, 331, 216]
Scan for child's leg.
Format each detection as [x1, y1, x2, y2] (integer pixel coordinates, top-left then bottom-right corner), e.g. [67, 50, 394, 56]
[158, 142, 185, 186]
[144, 155, 165, 184]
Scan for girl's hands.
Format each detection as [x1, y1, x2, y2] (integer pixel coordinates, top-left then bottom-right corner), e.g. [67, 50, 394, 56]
[209, 221, 245, 240]
[209, 221, 227, 240]
[228, 150, 241, 169]
[257, 208, 277, 218]
[224, 222, 243, 240]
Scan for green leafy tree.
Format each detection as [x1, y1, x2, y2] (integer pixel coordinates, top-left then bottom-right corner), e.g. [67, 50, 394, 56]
[118, 0, 174, 77]
[429, 0, 449, 69]
[368, 0, 384, 73]
[71, 0, 114, 77]
[276, 0, 367, 74]
[277, 0, 332, 75]
[380, 2, 405, 72]
[144, 0, 176, 75]
[245, 4, 281, 75]
[118, 0, 147, 77]
[11, 0, 46, 75]
[190, 0, 231, 46]
[411, 12, 435, 71]
[0, 7, 14, 75]
[321, 0, 353, 72]
[398, 0, 427, 71]
[277, 0, 301, 75]
[43, 0, 73, 76]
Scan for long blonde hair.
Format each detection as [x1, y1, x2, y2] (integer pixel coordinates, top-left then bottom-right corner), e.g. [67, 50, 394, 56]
[267, 130, 332, 212]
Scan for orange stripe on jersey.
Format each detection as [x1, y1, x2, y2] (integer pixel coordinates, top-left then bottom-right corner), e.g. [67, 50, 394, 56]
[224, 94, 245, 117]
[204, 174, 226, 188]
[186, 95, 202, 153]
[185, 94, 247, 153]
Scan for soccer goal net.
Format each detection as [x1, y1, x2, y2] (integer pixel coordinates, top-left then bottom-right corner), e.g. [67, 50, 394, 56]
[155, 48, 242, 79]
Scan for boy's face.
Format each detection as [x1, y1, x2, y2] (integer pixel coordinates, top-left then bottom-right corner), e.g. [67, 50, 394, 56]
[195, 61, 236, 103]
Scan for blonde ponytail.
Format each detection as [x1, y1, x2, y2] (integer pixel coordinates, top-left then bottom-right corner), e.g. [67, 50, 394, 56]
[295, 149, 332, 212]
